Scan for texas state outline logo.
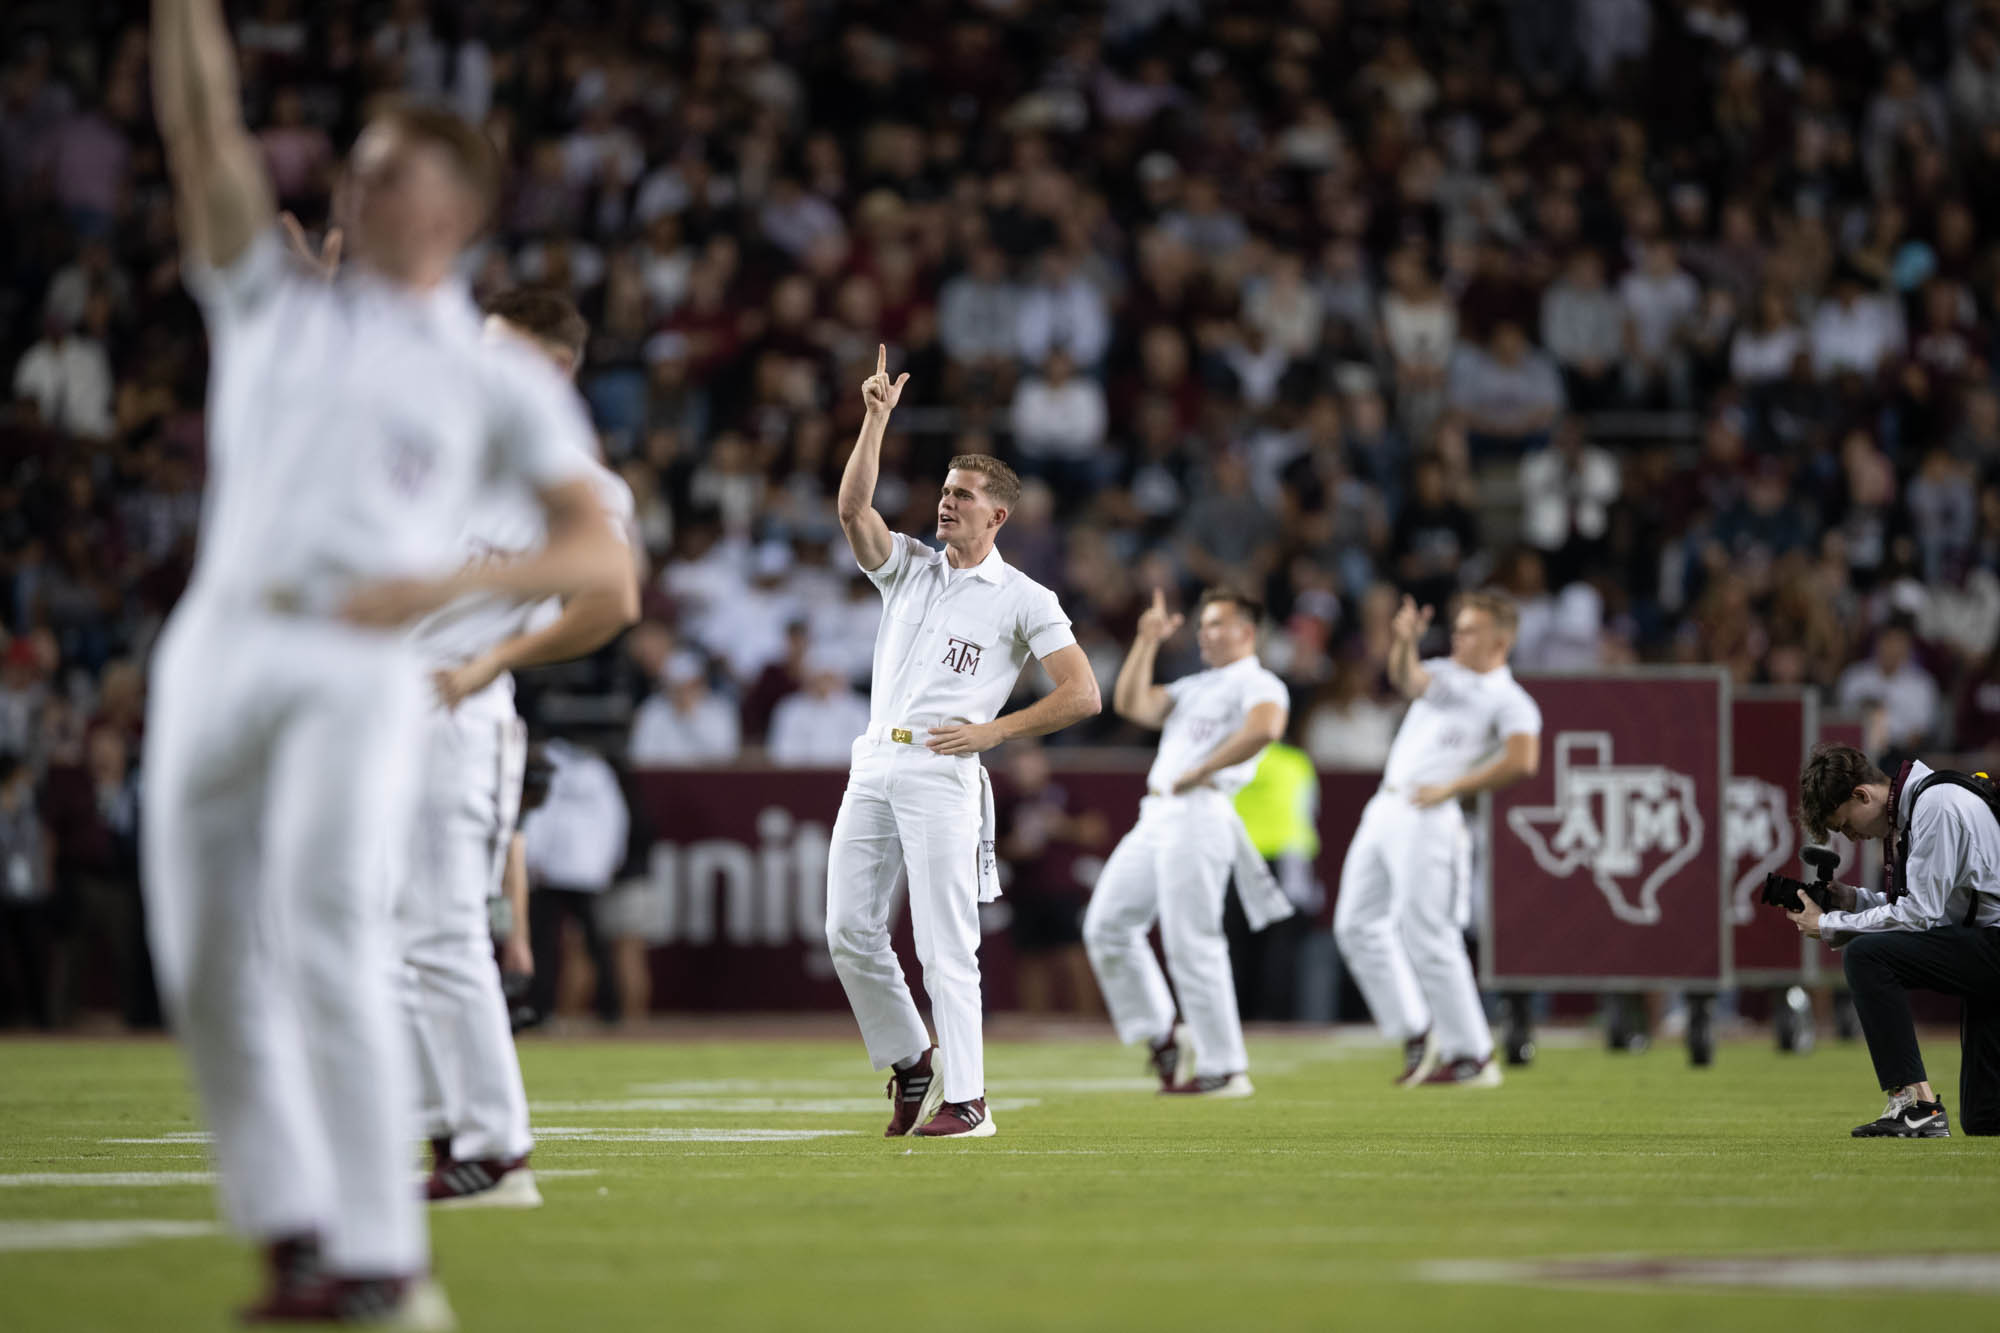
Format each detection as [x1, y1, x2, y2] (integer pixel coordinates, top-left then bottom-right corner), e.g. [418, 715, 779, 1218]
[1506, 732, 1706, 925]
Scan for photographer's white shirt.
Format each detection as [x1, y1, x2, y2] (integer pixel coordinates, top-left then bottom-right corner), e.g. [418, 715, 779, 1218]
[1820, 760, 2000, 943]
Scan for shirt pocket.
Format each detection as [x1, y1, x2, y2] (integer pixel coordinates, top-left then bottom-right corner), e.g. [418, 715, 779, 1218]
[935, 617, 1001, 680]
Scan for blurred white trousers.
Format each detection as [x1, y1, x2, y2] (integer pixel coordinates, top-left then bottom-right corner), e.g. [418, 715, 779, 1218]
[141, 600, 427, 1275]
[825, 737, 987, 1105]
[396, 690, 531, 1163]
[1084, 791, 1249, 1077]
[1334, 792, 1490, 1060]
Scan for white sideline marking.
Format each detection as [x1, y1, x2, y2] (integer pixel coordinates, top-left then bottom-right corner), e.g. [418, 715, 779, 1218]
[1, 1169, 600, 1188]
[532, 1127, 857, 1143]
[0, 1220, 218, 1253]
[1418, 1254, 2000, 1293]
[528, 1097, 1041, 1115]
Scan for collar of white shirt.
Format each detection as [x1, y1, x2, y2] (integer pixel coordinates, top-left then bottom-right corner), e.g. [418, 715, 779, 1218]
[939, 543, 1007, 585]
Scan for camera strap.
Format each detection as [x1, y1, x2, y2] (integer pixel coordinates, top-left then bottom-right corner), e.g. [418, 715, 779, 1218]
[1892, 766, 2000, 928]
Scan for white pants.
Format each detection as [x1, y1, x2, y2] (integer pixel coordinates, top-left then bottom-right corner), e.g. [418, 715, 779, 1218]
[825, 737, 986, 1104]
[1083, 791, 1248, 1077]
[396, 689, 530, 1162]
[1333, 792, 1490, 1060]
[141, 603, 426, 1275]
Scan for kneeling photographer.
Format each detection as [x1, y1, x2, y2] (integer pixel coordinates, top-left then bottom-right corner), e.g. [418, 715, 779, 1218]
[1785, 744, 2000, 1138]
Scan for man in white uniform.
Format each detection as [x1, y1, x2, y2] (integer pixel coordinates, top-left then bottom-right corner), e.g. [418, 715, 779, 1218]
[400, 288, 641, 1209]
[1086, 588, 1290, 1098]
[828, 347, 1101, 1139]
[143, 2, 630, 1321]
[1334, 591, 1541, 1088]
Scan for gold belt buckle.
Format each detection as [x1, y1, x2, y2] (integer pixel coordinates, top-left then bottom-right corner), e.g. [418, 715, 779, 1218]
[890, 727, 913, 745]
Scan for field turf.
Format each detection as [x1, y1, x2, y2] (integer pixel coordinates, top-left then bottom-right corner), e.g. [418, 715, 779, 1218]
[2, 1028, 1997, 1331]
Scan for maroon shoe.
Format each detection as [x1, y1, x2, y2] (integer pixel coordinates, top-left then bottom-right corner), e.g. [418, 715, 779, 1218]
[884, 1048, 945, 1137]
[426, 1154, 541, 1209]
[914, 1097, 995, 1138]
[1395, 1030, 1439, 1088]
[1418, 1055, 1503, 1088]
[1146, 1024, 1188, 1091]
[1161, 1073, 1254, 1098]
[239, 1235, 329, 1322]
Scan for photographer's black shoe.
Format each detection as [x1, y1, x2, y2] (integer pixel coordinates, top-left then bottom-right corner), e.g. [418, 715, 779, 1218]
[1852, 1090, 1951, 1138]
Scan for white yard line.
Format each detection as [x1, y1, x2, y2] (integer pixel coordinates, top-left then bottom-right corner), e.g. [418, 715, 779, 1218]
[0, 1220, 218, 1253]
[1417, 1253, 2000, 1293]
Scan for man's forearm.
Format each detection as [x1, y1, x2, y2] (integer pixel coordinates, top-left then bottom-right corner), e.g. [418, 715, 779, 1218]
[1111, 638, 1160, 718]
[1387, 634, 1421, 695]
[836, 410, 889, 522]
[1445, 754, 1533, 798]
[475, 585, 639, 675]
[1181, 720, 1279, 786]
[457, 521, 631, 605]
[995, 674, 1100, 742]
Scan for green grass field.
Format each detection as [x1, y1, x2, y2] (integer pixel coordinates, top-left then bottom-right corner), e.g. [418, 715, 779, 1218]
[3, 1028, 1997, 1331]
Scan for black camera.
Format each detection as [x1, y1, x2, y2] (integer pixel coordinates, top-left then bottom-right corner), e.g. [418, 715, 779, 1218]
[1760, 844, 1843, 912]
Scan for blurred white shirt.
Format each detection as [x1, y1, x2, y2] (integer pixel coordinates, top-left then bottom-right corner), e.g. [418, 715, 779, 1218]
[767, 688, 872, 766]
[522, 740, 629, 892]
[629, 691, 741, 765]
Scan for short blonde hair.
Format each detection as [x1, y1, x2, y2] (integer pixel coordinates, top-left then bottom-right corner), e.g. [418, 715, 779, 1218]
[946, 454, 1022, 509]
[1459, 588, 1519, 636]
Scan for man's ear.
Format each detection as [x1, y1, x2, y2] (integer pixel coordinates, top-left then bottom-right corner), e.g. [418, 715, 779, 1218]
[990, 504, 1009, 530]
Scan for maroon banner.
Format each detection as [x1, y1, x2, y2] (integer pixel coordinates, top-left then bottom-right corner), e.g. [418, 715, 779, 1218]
[623, 765, 1382, 1012]
[1484, 671, 1729, 987]
[1728, 692, 1813, 979]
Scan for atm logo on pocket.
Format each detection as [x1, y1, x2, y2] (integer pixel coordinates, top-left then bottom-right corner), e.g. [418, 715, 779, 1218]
[1506, 732, 1706, 925]
[941, 637, 983, 675]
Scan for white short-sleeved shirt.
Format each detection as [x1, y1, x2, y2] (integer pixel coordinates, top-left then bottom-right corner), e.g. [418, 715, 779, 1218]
[179, 229, 598, 611]
[1380, 657, 1542, 791]
[859, 533, 1075, 731]
[521, 740, 629, 893]
[1147, 654, 1290, 796]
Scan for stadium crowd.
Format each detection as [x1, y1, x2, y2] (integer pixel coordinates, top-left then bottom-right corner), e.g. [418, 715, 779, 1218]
[7, 0, 2000, 1024]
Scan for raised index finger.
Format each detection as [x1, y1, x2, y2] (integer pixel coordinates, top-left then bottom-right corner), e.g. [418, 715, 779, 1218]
[877, 344, 886, 376]
[1152, 587, 1165, 613]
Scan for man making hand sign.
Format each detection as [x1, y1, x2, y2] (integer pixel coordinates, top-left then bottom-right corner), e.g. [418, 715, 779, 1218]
[826, 347, 1101, 1139]
[1084, 587, 1293, 1097]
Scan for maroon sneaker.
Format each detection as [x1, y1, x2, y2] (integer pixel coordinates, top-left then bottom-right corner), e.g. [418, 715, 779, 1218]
[426, 1155, 541, 1209]
[1146, 1024, 1189, 1091]
[1419, 1055, 1503, 1088]
[239, 1235, 329, 1322]
[1161, 1073, 1254, 1098]
[1395, 1029, 1439, 1088]
[884, 1048, 945, 1137]
[914, 1097, 996, 1138]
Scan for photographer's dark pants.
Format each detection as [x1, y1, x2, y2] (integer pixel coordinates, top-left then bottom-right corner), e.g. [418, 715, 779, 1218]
[1843, 926, 2000, 1134]
[528, 885, 618, 1025]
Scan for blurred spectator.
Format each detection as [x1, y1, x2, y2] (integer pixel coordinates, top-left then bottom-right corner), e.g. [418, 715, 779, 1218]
[1730, 285, 1807, 386]
[1303, 657, 1401, 772]
[767, 651, 871, 767]
[628, 654, 740, 765]
[0, 639, 50, 761]
[1015, 249, 1110, 369]
[1519, 419, 1620, 585]
[1837, 621, 1940, 751]
[1010, 349, 1107, 496]
[521, 740, 628, 1026]
[13, 307, 114, 439]
[740, 621, 810, 748]
[1379, 246, 1457, 443]
[939, 243, 1022, 383]
[1391, 454, 1481, 612]
[1179, 453, 1278, 593]
[41, 726, 151, 1027]
[1619, 239, 1699, 407]
[1447, 321, 1565, 457]
[1811, 265, 1905, 380]
[0, 752, 55, 1028]
[1540, 249, 1623, 411]
[994, 742, 1106, 1015]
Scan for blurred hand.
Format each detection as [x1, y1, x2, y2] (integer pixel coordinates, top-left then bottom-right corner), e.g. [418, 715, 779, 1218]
[1391, 595, 1434, 645]
[926, 721, 1003, 756]
[1170, 768, 1211, 796]
[1787, 894, 1825, 939]
[433, 657, 503, 711]
[280, 211, 343, 281]
[1411, 783, 1456, 809]
[861, 344, 910, 416]
[1136, 587, 1185, 644]
[501, 932, 533, 979]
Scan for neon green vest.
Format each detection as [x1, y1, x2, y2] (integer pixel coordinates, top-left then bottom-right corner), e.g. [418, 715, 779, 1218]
[1234, 742, 1320, 859]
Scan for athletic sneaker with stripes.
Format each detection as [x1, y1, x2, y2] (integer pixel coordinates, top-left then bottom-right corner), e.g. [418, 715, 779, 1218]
[1395, 1029, 1439, 1088]
[915, 1097, 995, 1137]
[425, 1155, 542, 1209]
[885, 1046, 947, 1137]
[1162, 1073, 1254, 1098]
[1146, 1024, 1188, 1091]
